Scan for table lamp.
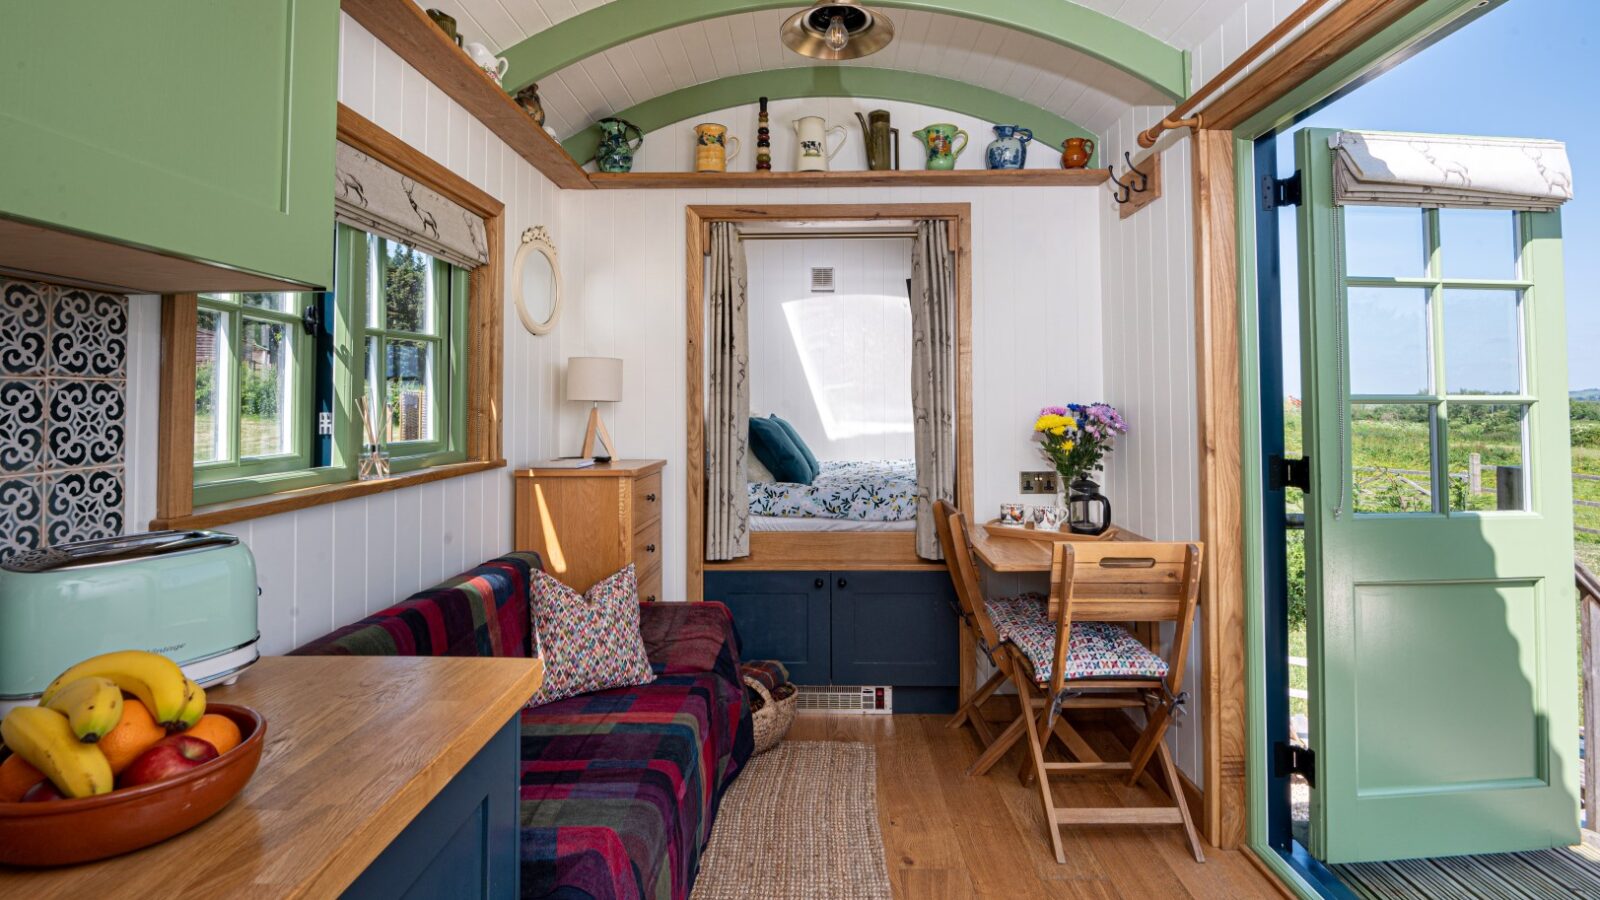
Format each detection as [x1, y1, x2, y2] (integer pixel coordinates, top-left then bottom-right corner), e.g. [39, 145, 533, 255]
[567, 356, 622, 460]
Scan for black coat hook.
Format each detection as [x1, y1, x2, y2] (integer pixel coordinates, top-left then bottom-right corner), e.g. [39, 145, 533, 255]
[1105, 164, 1132, 204]
[1123, 151, 1151, 193]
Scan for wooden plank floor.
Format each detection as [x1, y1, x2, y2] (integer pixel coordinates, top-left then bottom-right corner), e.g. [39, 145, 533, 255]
[786, 713, 1283, 900]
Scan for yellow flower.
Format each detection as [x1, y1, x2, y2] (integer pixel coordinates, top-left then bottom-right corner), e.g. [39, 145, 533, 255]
[1034, 413, 1072, 433]
[1049, 426, 1067, 436]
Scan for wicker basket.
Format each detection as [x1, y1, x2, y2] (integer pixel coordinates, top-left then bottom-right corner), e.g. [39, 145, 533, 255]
[745, 675, 798, 755]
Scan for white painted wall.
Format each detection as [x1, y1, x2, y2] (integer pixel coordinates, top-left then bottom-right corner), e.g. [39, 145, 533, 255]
[746, 236, 915, 461]
[623, 97, 1073, 173]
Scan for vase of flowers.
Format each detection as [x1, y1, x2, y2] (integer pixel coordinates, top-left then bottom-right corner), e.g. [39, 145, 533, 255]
[1033, 403, 1127, 535]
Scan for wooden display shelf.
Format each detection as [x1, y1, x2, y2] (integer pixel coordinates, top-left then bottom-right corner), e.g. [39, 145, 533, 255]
[589, 168, 1110, 189]
[341, 0, 592, 190]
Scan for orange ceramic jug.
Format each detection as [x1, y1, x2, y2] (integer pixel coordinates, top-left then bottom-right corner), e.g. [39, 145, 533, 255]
[1060, 137, 1095, 170]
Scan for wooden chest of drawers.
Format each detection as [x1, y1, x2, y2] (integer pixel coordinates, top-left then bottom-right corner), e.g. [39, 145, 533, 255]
[513, 460, 666, 600]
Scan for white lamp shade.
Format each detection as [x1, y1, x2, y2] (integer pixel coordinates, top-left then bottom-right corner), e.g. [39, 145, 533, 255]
[566, 356, 623, 402]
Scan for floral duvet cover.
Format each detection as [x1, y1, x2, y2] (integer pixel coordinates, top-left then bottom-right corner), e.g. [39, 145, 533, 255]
[747, 458, 917, 521]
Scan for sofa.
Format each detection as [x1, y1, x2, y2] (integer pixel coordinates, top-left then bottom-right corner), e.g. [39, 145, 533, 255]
[292, 552, 754, 899]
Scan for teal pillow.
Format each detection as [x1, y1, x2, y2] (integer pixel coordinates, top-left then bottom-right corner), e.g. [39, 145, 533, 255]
[749, 418, 815, 484]
[769, 415, 820, 479]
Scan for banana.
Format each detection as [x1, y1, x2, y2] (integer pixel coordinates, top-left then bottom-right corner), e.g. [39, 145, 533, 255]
[1, 706, 113, 798]
[41, 676, 124, 743]
[41, 650, 190, 729]
[174, 678, 206, 731]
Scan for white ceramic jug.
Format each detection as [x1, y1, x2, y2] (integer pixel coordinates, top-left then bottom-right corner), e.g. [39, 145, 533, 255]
[791, 115, 847, 172]
[465, 42, 510, 84]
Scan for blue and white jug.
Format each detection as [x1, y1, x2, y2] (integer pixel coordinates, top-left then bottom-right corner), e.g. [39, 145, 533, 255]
[985, 124, 1034, 170]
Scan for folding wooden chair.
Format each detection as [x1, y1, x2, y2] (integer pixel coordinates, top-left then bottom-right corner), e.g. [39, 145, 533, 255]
[1003, 540, 1206, 864]
[933, 498, 1012, 750]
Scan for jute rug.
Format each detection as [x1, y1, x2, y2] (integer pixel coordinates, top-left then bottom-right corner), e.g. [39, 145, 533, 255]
[690, 741, 892, 900]
[1331, 842, 1600, 899]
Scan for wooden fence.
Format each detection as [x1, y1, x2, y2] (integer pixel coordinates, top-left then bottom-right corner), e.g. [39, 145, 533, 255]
[1351, 459, 1600, 534]
[1580, 560, 1600, 829]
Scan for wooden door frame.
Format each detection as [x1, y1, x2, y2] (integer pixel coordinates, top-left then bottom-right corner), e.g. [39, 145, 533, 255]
[685, 202, 975, 682]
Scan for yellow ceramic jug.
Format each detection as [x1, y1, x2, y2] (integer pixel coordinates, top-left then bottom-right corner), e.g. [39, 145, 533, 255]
[694, 123, 741, 173]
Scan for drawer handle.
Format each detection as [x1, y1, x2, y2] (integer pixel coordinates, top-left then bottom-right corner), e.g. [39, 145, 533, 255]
[645, 543, 657, 553]
[645, 493, 657, 502]
[646, 594, 657, 603]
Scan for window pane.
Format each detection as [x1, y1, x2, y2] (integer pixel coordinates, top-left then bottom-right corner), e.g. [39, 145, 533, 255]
[240, 292, 295, 313]
[384, 339, 434, 443]
[382, 243, 434, 335]
[194, 310, 226, 463]
[1447, 404, 1527, 512]
[1342, 206, 1427, 278]
[1352, 403, 1435, 514]
[363, 336, 382, 445]
[1349, 287, 1431, 396]
[1444, 290, 1521, 395]
[239, 319, 292, 457]
[1440, 209, 1518, 281]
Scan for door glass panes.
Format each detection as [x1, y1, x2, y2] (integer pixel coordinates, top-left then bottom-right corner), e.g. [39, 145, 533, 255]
[1342, 206, 1427, 277]
[238, 319, 292, 457]
[384, 340, 434, 443]
[382, 244, 433, 334]
[240, 292, 295, 313]
[1348, 288, 1431, 395]
[1439, 209, 1518, 281]
[1444, 290, 1522, 395]
[1446, 404, 1528, 512]
[1351, 403, 1436, 514]
[194, 309, 226, 463]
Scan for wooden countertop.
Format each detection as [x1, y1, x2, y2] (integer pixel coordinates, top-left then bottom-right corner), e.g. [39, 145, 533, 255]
[970, 524, 1149, 572]
[0, 655, 542, 898]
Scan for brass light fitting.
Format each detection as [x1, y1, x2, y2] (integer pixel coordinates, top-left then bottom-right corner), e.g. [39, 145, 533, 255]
[780, 1, 895, 61]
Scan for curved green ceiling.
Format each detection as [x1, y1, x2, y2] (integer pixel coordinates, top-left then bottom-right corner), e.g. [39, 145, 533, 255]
[503, 0, 1189, 101]
[560, 67, 1099, 166]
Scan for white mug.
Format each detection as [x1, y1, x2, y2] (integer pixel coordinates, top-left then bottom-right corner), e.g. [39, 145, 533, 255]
[465, 42, 510, 83]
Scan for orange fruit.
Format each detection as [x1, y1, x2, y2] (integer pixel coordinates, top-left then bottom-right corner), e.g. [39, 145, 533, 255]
[0, 753, 46, 802]
[98, 696, 168, 775]
[181, 714, 241, 756]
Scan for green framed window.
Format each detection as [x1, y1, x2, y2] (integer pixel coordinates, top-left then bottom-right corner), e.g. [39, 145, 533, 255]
[1337, 206, 1533, 515]
[193, 225, 468, 504]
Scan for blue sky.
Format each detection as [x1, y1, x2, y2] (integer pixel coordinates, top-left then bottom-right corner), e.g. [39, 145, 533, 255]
[1274, 0, 1596, 393]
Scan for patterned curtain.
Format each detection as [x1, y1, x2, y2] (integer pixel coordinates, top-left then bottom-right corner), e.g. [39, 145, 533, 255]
[909, 220, 957, 560]
[706, 222, 750, 560]
[1331, 131, 1573, 211]
[334, 142, 488, 269]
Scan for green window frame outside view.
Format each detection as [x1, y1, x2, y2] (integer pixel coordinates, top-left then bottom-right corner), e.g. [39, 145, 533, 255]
[193, 225, 468, 505]
[1338, 206, 1537, 516]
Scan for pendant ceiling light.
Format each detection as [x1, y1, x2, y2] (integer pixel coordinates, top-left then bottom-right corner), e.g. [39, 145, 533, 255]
[780, 1, 895, 61]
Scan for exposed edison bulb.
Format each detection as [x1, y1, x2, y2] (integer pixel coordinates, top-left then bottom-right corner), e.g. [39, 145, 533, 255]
[824, 14, 850, 52]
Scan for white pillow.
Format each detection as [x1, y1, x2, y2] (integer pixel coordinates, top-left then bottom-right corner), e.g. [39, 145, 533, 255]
[748, 453, 776, 483]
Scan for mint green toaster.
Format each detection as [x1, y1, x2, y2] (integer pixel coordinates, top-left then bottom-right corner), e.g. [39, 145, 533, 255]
[0, 531, 259, 714]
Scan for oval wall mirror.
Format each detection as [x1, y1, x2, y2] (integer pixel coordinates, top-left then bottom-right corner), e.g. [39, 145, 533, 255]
[514, 226, 561, 335]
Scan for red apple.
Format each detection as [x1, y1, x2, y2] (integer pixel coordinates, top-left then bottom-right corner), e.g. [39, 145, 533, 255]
[21, 780, 63, 802]
[119, 734, 219, 787]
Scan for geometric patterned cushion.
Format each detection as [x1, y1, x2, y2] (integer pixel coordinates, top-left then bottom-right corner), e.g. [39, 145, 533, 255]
[527, 564, 657, 707]
[291, 552, 539, 658]
[985, 594, 1169, 683]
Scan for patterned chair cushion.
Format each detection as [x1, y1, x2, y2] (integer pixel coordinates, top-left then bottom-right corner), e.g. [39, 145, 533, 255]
[985, 594, 1169, 683]
[527, 564, 657, 707]
[290, 552, 538, 658]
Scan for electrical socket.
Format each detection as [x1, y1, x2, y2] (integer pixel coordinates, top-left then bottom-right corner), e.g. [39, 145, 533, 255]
[1020, 471, 1059, 495]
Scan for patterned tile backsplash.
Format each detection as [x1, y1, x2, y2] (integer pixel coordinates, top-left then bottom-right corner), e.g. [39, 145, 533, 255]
[0, 279, 128, 561]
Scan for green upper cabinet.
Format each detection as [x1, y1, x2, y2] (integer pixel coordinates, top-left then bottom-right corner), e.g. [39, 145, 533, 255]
[0, 1, 338, 291]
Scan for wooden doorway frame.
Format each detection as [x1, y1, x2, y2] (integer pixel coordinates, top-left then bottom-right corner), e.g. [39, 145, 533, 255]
[684, 203, 974, 640]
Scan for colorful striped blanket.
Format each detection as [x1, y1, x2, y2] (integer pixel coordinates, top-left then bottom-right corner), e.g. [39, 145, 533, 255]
[293, 555, 753, 900]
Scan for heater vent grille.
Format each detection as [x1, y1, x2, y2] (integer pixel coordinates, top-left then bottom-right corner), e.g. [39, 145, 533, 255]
[795, 684, 892, 714]
[810, 266, 835, 292]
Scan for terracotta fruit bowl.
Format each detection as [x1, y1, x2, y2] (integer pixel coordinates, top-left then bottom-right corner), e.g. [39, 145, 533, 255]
[0, 703, 265, 867]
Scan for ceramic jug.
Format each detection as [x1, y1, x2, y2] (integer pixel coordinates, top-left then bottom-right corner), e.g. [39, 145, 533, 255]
[1060, 136, 1095, 170]
[912, 123, 968, 171]
[792, 115, 847, 172]
[595, 118, 643, 174]
[694, 123, 740, 173]
[854, 110, 899, 171]
[464, 42, 509, 84]
[985, 124, 1034, 170]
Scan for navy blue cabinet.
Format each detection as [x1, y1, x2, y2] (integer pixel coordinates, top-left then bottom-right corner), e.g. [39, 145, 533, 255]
[706, 569, 959, 712]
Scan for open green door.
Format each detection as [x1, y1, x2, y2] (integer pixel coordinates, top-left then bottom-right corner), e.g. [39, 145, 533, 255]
[1295, 128, 1578, 863]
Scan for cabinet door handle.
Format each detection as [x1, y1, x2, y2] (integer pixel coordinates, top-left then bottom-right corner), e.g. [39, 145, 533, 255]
[645, 594, 657, 603]
[813, 578, 825, 589]
[837, 577, 848, 589]
[645, 493, 657, 502]
[645, 543, 656, 553]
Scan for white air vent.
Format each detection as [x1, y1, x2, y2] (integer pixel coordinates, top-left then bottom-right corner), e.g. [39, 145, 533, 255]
[810, 266, 835, 292]
[795, 685, 892, 715]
